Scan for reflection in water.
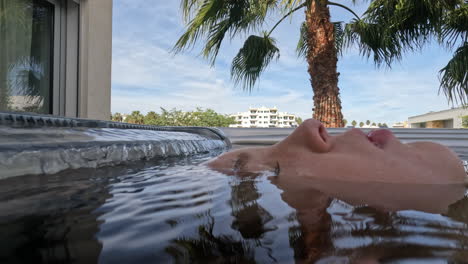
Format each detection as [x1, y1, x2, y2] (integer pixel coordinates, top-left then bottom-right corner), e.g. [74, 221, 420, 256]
[229, 176, 274, 239]
[166, 213, 256, 264]
[0, 0, 53, 113]
[2, 153, 468, 263]
[0, 166, 118, 263]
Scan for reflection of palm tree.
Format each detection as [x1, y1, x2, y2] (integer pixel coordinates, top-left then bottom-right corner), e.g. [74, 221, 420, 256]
[165, 214, 256, 264]
[229, 177, 274, 239]
[1, 0, 52, 113]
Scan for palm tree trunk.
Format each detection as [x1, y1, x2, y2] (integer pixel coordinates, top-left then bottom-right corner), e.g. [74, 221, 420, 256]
[305, 0, 344, 128]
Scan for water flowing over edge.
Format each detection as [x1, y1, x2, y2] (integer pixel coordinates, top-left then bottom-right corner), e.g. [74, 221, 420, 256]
[0, 127, 229, 179]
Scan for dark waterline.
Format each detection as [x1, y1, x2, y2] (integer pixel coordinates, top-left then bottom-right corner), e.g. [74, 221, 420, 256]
[1, 152, 468, 263]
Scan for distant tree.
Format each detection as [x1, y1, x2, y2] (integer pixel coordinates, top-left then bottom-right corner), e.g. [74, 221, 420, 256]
[189, 108, 236, 127]
[371, 122, 377, 126]
[366, 120, 370, 126]
[144, 111, 161, 125]
[122, 108, 237, 127]
[378, 122, 382, 127]
[351, 120, 357, 127]
[359, 122, 364, 127]
[295, 117, 303, 125]
[126, 111, 145, 125]
[112, 112, 123, 122]
[343, 119, 348, 127]
[382, 123, 388, 128]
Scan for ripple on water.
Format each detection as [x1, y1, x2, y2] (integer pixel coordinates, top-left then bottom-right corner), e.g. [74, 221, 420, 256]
[2, 153, 468, 264]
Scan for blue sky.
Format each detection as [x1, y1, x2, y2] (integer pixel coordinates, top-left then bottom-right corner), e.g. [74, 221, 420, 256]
[111, 0, 458, 125]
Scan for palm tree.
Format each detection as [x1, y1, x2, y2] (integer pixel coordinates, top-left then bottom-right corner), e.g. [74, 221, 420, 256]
[174, 0, 357, 127]
[112, 112, 123, 122]
[359, 121, 364, 127]
[174, 0, 466, 127]
[351, 120, 357, 127]
[126, 111, 145, 124]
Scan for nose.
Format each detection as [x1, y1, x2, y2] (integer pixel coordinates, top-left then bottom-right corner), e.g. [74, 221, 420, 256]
[279, 119, 331, 153]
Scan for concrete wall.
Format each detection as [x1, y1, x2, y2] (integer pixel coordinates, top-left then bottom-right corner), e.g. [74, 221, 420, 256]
[78, 0, 113, 120]
[409, 108, 468, 129]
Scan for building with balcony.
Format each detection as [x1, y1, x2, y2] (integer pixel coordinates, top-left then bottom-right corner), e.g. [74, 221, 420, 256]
[408, 107, 468, 128]
[1, 0, 113, 120]
[392, 121, 409, 128]
[229, 106, 298, 128]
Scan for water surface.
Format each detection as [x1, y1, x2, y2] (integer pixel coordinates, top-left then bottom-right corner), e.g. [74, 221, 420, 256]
[1, 153, 468, 263]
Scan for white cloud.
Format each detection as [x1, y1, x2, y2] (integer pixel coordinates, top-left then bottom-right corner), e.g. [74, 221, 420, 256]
[340, 69, 451, 124]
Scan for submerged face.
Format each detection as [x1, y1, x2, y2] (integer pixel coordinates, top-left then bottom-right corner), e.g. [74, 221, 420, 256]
[208, 119, 466, 184]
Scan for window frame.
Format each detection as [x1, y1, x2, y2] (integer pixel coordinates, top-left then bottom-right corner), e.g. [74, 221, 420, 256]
[47, 0, 79, 116]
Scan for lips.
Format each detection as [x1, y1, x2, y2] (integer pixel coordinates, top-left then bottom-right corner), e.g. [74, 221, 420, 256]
[367, 129, 394, 149]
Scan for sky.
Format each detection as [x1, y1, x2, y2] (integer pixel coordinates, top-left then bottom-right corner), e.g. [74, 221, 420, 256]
[111, 0, 459, 125]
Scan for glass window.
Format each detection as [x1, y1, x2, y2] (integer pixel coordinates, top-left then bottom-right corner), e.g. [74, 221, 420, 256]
[1, 0, 54, 114]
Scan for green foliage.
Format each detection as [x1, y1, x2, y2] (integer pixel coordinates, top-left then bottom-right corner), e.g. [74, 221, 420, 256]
[382, 123, 388, 128]
[295, 117, 303, 124]
[111, 112, 123, 122]
[462, 115, 468, 128]
[439, 43, 468, 104]
[115, 108, 236, 127]
[333, 21, 346, 55]
[175, 0, 276, 63]
[359, 121, 364, 127]
[345, 0, 467, 102]
[366, 120, 370, 125]
[296, 22, 308, 59]
[371, 122, 376, 126]
[343, 119, 348, 126]
[351, 120, 357, 126]
[231, 33, 280, 91]
[175, 0, 467, 104]
[126, 111, 145, 125]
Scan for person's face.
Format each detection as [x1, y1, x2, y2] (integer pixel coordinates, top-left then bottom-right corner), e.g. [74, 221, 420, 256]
[208, 119, 466, 184]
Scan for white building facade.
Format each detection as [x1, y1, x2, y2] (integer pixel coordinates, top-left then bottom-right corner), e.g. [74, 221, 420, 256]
[229, 106, 298, 128]
[408, 107, 468, 128]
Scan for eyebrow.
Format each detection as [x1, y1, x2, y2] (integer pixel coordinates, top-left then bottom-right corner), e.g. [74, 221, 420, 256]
[233, 152, 281, 176]
[233, 152, 250, 172]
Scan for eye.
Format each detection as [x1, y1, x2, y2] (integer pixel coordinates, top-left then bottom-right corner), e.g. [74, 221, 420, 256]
[233, 152, 249, 172]
[274, 161, 281, 175]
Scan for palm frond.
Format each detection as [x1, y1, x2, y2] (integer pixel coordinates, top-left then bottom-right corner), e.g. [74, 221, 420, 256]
[279, 0, 304, 11]
[439, 42, 468, 104]
[174, 0, 277, 62]
[296, 20, 344, 58]
[345, 0, 462, 66]
[296, 22, 308, 58]
[180, 0, 204, 21]
[344, 19, 405, 66]
[333, 21, 345, 55]
[231, 34, 280, 92]
[441, 3, 468, 46]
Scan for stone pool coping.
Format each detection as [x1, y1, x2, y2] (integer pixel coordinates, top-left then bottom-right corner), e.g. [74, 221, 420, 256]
[0, 112, 231, 179]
